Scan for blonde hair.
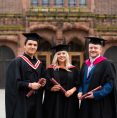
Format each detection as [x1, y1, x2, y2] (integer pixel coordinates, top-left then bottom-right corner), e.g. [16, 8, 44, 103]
[52, 51, 73, 71]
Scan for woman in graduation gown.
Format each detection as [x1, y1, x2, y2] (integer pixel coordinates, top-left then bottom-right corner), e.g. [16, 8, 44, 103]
[43, 44, 80, 118]
[77, 37, 117, 118]
[5, 33, 46, 118]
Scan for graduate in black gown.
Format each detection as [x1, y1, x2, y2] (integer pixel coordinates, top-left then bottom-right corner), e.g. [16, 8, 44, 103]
[5, 33, 46, 118]
[77, 37, 117, 118]
[43, 44, 80, 118]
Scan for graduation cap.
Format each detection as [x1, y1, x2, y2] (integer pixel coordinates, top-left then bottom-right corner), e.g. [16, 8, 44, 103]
[86, 37, 106, 46]
[23, 33, 42, 44]
[51, 44, 69, 52]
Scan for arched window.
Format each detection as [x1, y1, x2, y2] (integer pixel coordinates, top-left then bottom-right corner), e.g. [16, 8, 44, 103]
[104, 46, 117, 80]
[42, 0, 49, 6]
[79, 0, 87, 6]
[0, 46, 15, 88]
[31, 0, 38, 6]
[68, 0, 76, 7]
[55, 0, 64, 7]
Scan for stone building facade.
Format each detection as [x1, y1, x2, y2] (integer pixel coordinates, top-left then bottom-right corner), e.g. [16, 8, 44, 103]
[0, 0, 117, 88]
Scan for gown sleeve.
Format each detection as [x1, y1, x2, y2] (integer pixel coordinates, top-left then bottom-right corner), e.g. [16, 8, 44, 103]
[93, 61, 115, 100]
[15, 58, 29, 90]
[5, 59, 20, 118]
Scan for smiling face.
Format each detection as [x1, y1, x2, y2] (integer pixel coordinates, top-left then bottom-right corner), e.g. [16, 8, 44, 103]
[89, 44, 102, 58]
[24, 40, 38, 56]
[57, 51, 67, 64]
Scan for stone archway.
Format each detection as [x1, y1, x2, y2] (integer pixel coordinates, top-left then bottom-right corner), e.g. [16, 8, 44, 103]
[63, 24, 91, 68]
[104, 46, 117, 79]
[29, 23, 94, 68]
[30, 24, 57, 44]
[0, 46, 15, 89]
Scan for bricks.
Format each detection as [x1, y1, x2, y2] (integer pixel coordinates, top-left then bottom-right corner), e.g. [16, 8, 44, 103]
[0, 0, 23, 13]
[94, 0, 117, 14]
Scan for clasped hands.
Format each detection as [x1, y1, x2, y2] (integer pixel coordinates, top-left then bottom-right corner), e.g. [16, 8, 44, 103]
[51, 85, 76, 97]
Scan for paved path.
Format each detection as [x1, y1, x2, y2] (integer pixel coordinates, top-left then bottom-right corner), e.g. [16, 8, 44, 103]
[0, 89, 5, 118]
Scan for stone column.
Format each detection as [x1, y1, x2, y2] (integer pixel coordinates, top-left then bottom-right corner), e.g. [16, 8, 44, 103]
[87, 0, 95, 12]
[39, 0, 42, 6]
[56, 30, 63, 44]
[21, 0, 30, 12]
[51, 0, 55, 7]
[76, 0, 79, 7]
[64, 0, 68, 7]
[90, 0, 95, 12]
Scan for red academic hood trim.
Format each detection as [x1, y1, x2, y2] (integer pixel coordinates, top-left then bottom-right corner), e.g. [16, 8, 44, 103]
[85, 56, 106, 66]
[47, 65, 55, 69]
[19, 55, 41, 69]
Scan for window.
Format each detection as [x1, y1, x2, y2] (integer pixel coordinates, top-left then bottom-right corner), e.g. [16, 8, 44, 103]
[68, 0, 76, 7]
[55, 0, 64, 7]
[79, 0, 87, 6]
[37, 52, 52, 68]
[69, 52, 84, 68]
[31, 0, 38, 6]
[42, 0, 49, 6]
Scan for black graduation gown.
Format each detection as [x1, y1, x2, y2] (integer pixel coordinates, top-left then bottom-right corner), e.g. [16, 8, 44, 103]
[79, 59, 117, 118]
[5, 53, 45, 118]
[43, 66, 80, 118]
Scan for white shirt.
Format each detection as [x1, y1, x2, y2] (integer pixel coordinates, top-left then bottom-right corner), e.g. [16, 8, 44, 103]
[87, 55, 100, 77]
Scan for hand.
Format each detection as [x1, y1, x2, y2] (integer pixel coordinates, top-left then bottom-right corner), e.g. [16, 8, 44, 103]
[85, 91, 94, 99]
[41, 78, 46, 87]
[51, 85, 61, 92]
[77, 92, 83, 100]
[65, 87, 76, 97]
[65, 89, 74, 97]
[30, 82, 41, 90]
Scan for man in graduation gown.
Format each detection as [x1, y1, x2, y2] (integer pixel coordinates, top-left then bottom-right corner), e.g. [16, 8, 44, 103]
[5, 33, 46, 118]
[77, 37, 117, 118]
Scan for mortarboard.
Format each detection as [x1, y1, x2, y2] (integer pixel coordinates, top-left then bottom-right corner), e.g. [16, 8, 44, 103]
[86, 37, 106, 46]
[23, 33, 42, 43]
[51, 44, 69, 52]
